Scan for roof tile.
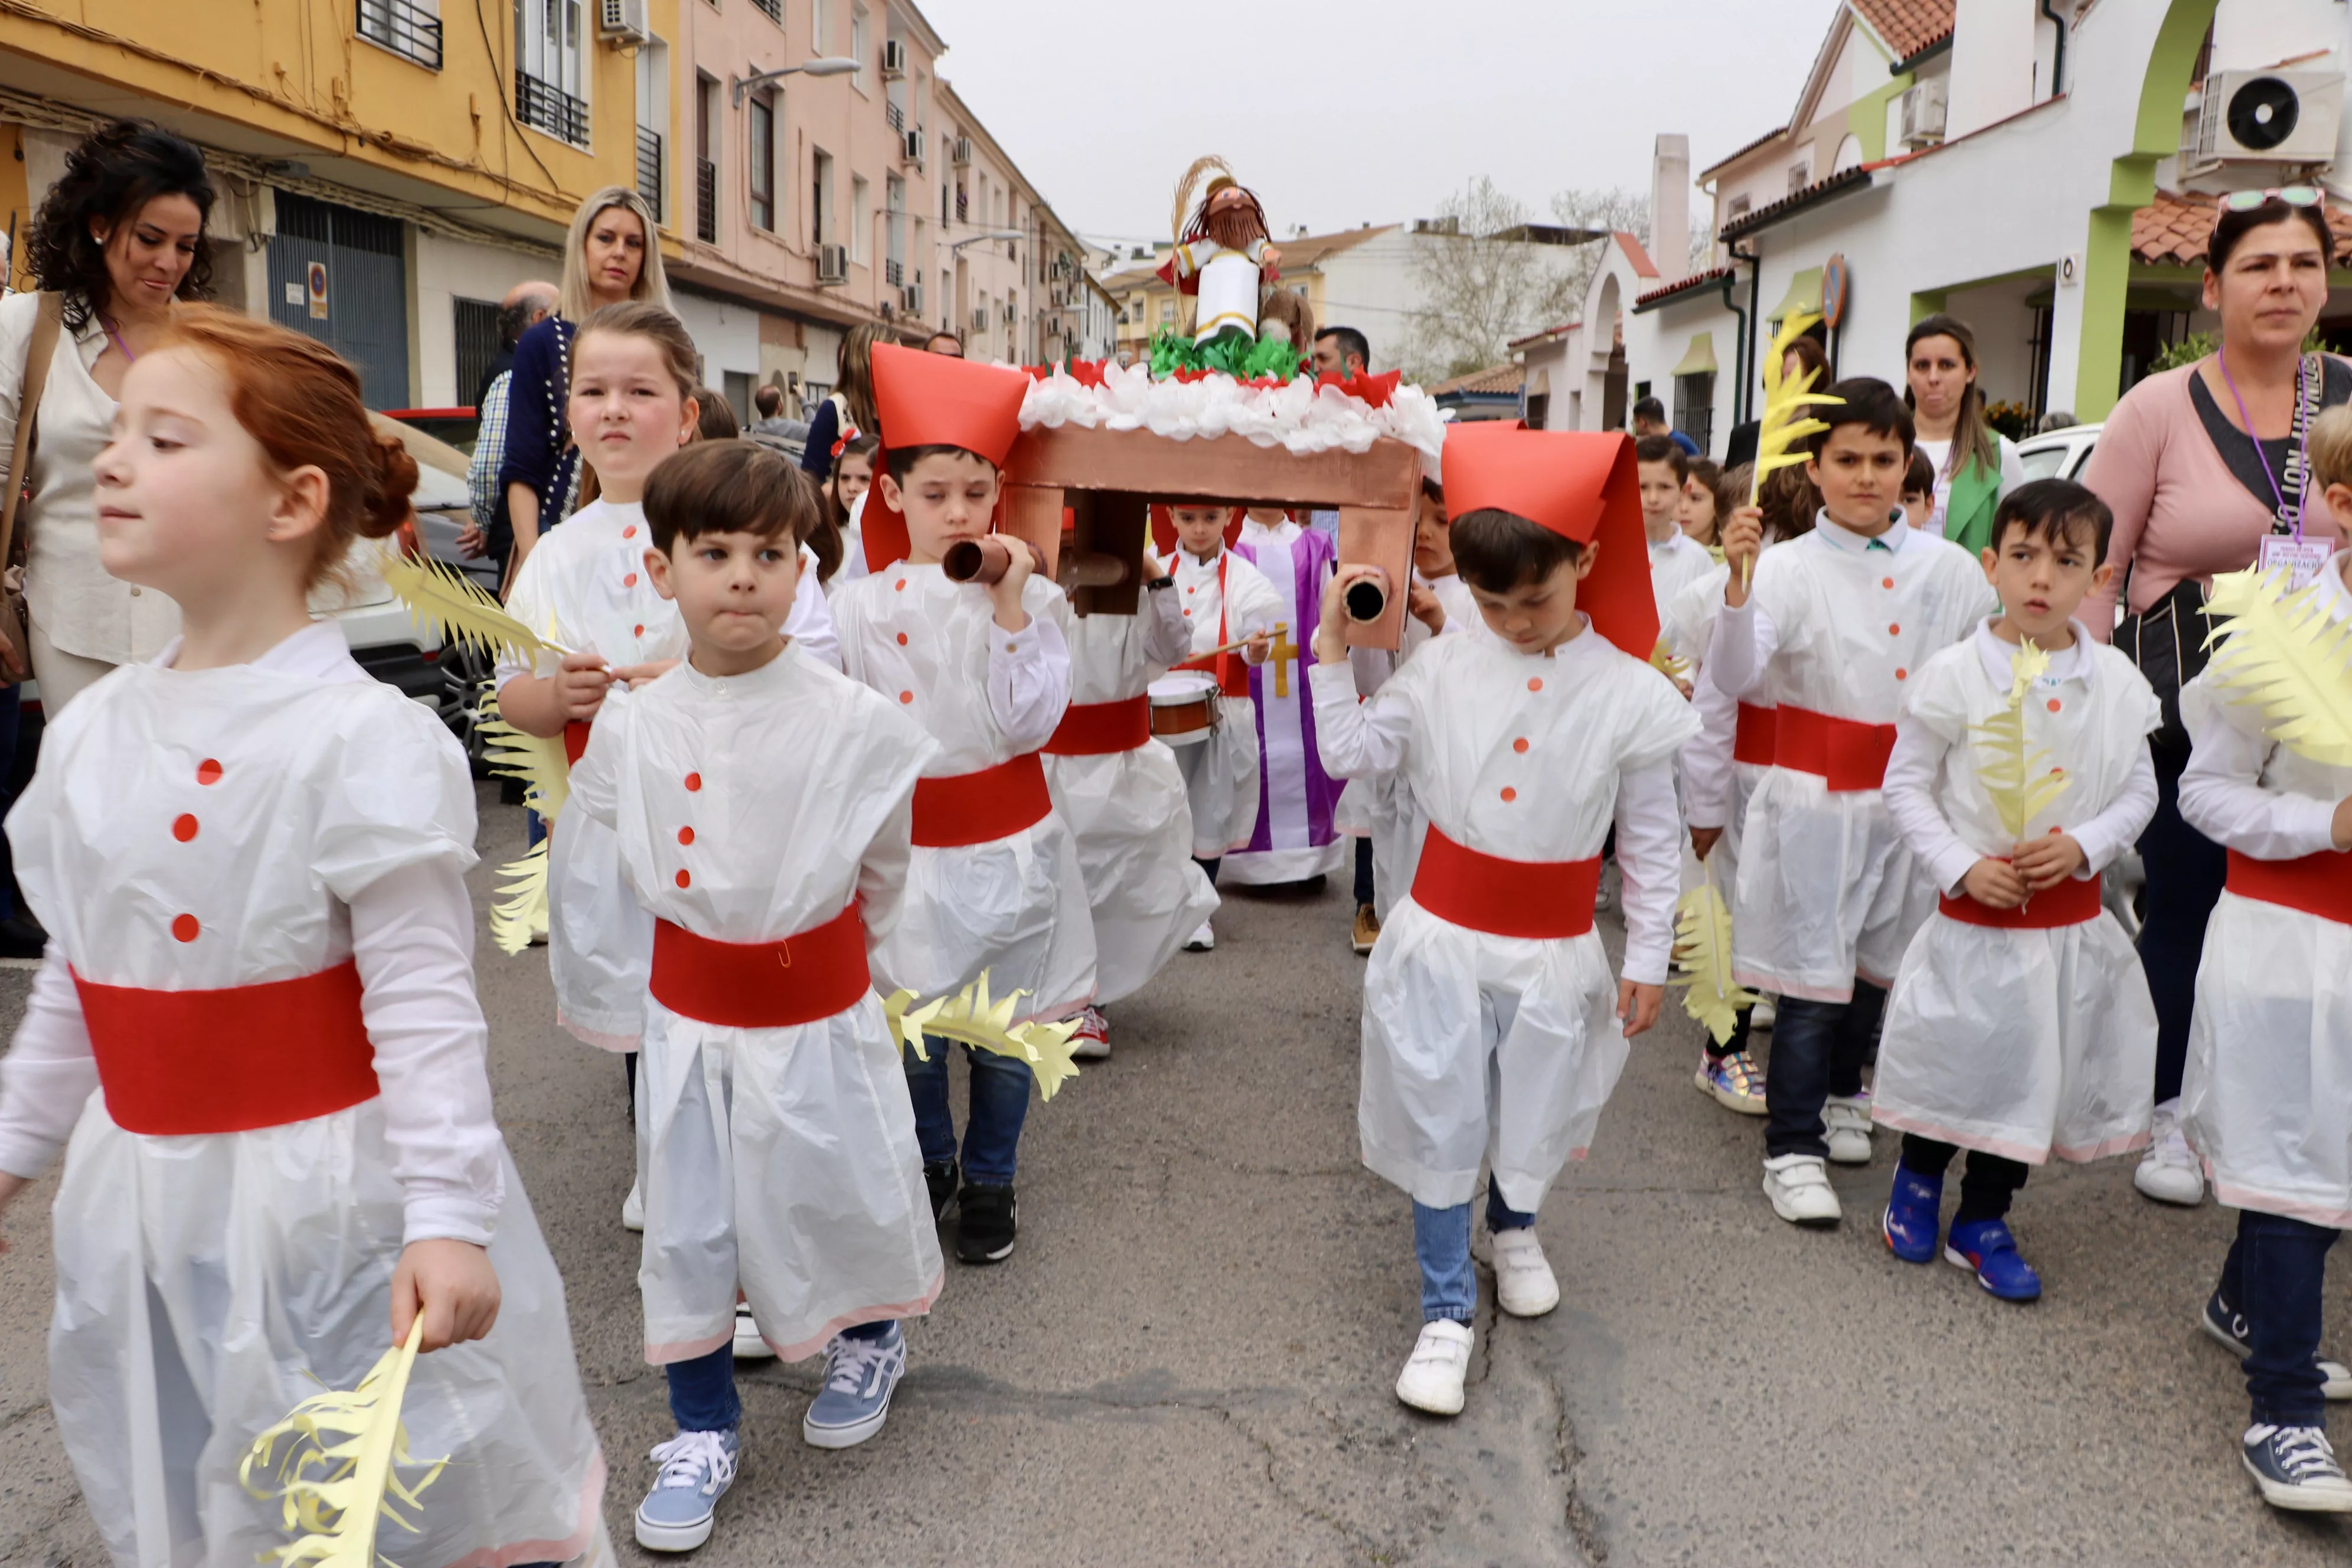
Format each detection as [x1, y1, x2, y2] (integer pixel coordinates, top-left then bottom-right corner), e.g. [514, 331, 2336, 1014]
[2132, 190, 2352, 267]
[1850, 0, 1955, 61]
[1431, 362, 1525, 397]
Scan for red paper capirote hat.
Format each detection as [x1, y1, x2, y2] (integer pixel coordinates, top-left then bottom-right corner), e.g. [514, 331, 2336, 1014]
[870, 342, 1028, 465]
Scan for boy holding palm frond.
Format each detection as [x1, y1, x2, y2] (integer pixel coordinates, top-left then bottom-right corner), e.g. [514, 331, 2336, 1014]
[1872, 481, 2161, 1302]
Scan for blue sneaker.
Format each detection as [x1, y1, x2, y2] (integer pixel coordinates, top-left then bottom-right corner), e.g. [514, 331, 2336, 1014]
[1944, 1217, 2042, 1302]
[1881, 1162, 1943, 1265]
[633, 1428, 739, 1551]
[802, 1322, 907, 1449]
[2243, 1424, 2352, 1511]
[2201, 1291, 2352, 1399]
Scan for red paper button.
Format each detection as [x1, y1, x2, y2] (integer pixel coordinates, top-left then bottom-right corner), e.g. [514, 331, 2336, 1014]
[634, 624, 645, 637]
[675, 870, 691, 889]
[1512, 738, 1529, 754]
[171, 814, 198, 843]
[196, 759, 223, 786]
[896, 579, 907, 592]
[624, 573, 639, 588]
[171, 913, 200, 943]
[1882, 577, 1894, 589]
[1896, 668, 1909, 681]
[623, 525, 638, 539]
[1889, 623, 1900, 636]
[899, 690, 914, 704]
[2047, 698, 2062, 713]
[897, 632, 909, 645]
[1527, 677, 1543, 693]
[1500, 786, 1518, 803]
[685, 772, 703, 792]
[678, 827, 695, 846]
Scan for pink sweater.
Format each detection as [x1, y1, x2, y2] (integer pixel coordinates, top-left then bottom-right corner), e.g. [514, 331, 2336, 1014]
[2082, 360, 2347, 639]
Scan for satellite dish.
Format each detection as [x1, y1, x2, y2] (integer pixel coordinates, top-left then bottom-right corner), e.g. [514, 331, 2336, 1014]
[2227, 76, 2302, 152]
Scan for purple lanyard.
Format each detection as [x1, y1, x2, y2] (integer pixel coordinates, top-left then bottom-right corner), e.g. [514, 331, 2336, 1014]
[2216, 347, 2309, 540]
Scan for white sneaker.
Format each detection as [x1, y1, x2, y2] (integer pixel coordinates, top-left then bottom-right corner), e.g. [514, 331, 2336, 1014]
[1763, 1154, 1842, 1227]
[1751, 996, 1776, 1031]
[1490, 1227, 1560, 1318]
[1069, 1005, 1110, 1060]
[622, 1179, 646, 1233]
[731, 1304, 774, 1361]
[2135, 1099, 2205, 1206]
[1823, 1094, 1874, 1165]
[1394, 1319, 1474, 1415]
[1184, 921, 1215, 952]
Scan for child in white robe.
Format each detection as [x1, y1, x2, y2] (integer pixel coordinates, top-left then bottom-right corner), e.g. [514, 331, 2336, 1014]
[1873, 480, 2160, 1302]
[1313, 424, 1695, 1419]
[0, 308, 606, 1567]
[831, 342, 1094, 1267]
[1638, 434, 1716, 618]
[2175, 421, 2352, 1512]
[1165, 503, 1278, 949]
[1042, 543, 1218, 1054]
[569, 441, 943, 1551]
[1709, 379, 1996, 1229]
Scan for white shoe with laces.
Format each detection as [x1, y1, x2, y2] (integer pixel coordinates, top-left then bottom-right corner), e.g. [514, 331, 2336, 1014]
[1394, 1319, 1474, 1415]
[2135, 1099, 2206, 1206]
[1763, 1153, 1842, 1227]
[1184, 921, 1215, 952]
[1823, 1094, 1874, 1165]
[730, 1304, 773, 1361]
[1490, 1227, 1560, 1318]
[621, 1179, 645, 1233]
[633, 1428, 740, 1551]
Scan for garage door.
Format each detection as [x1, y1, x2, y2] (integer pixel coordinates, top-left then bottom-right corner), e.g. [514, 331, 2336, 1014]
[268, 192, 410, 409]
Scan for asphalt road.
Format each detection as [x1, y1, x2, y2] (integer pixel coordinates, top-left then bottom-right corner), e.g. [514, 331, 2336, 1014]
[3, 786, 2348, 1566]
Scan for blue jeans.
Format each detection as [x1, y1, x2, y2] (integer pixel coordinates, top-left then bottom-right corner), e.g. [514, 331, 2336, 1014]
[665, 1345, 740, 1433]
[2138, 743, 2226, 1105]
[1195, 855, 1220, 887]
[1413, 1183, 1536, 1323]
[2221, 1211, 2342, 1427]
[1353, 837, 1374, 908]
[902, 1038, 1031, 1185]
[1763, 981, 1886, 1159]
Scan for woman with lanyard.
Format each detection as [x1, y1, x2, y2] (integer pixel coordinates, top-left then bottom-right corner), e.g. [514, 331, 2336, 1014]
[799, 322, 886, 485]
[2083, 188, 2347, 1207]
[1904, 313, 2027, 550]
[498, 187, 671, 570]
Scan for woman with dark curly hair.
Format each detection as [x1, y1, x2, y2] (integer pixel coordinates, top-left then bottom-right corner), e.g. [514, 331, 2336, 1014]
[0, 119, 213, 712]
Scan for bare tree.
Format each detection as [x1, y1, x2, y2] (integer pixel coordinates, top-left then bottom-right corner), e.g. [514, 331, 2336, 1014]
[1402, 178, 1585, 384]
[1547, 187, 1651, 312]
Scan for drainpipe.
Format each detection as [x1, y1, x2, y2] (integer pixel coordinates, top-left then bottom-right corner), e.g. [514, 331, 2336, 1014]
[1729, 236, 1763, 425]
[1716, 266, 1750, 431]
[2039, 0, 2068, 98]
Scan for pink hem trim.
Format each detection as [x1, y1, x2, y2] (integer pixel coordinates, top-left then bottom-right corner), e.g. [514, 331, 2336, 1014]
[2211, 1178, 2352, 1231]
[434, 1451, 607, 1568]
[2052, 1130, 2151, 1162]
[1873, 1105, 2151, 1166]
[763, 1272, 946, 1363]
[643, 1330, 733, 1365]
[556, 1011, 640, 1053]
[1731, 968, 1853, 1004]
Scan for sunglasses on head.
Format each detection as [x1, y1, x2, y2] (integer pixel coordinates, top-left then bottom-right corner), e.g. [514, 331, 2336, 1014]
[2222, 185, 2324, 211]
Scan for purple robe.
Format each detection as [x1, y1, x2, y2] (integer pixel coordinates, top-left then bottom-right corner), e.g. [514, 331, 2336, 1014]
[1226, 519, 1347, 886]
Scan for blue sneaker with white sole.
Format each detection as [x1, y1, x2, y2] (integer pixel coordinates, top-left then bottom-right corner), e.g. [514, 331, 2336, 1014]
[1881, 1162, 1942, 1265]
[802, 1322, 907, 1449]
[634, 1427, 739, 1552]
[1945, 1217, 2042, 1301]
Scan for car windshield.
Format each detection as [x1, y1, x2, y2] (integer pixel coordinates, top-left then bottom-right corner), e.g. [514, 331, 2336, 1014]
[2017, 445, 2073, 482]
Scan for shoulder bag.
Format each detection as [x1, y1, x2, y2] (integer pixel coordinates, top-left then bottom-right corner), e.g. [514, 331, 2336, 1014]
[0, 291, 63, 684]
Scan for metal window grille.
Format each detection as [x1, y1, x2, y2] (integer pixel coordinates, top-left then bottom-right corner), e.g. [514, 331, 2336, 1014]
[752, 0, 782, 18]
[453, 298, 502, 406]
[885, 258, 903, 286]
[358, 0, 442, 67]
[636, 126, 664, 221]
[696, 158, 718, 244]
[887, 102, 904, 132]
[517, 70, 589, 148]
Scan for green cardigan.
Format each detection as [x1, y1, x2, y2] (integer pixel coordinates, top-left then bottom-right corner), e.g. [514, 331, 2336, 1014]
[1941, 436, 2018, 556]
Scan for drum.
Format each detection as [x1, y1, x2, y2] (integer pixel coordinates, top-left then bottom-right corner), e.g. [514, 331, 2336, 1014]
[1147, 672, 1220, 746]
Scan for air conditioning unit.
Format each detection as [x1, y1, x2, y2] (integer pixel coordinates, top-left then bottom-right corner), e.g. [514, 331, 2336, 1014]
[881, 39, 907, 79]
[950, 135, 972, 168]
[903, 282, 923, 316]
[971, 306, 989, 331]
[1898, 77, 1947, 149]
[816, 244, 848, 285]
[598, 0, 651, 44]
[902, 129, 925, 166]
[2185, 70, 2344, 176]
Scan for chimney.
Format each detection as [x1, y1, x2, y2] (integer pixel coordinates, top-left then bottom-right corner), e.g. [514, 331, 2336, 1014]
[1946, 0, 2036, 142]
[1651, 133, 1691, 285]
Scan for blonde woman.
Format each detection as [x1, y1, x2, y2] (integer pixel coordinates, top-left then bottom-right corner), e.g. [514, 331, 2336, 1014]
[800, 321, 886, 482]
[499, 186, 672, 564]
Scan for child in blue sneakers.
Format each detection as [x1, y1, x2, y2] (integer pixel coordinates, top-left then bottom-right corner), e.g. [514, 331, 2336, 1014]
[1872, 479, 2160, 1301]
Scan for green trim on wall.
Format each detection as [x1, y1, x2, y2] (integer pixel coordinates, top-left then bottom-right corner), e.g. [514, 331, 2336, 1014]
[1910, 290, 1949, 324]
[1852, 71, 1913, 164]
[2076, 0, 2220, 420]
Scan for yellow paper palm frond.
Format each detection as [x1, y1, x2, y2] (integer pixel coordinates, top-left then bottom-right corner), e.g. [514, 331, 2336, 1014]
[383, 550, 568, 665]
[488, 838, 550, 958]
[1670, 870, 1758, 1046]
[2202, 565, 2352, 768]
[1742, 312, 1844, 589]
[239, 1318, 446, 1568]
[1170, 155, 1234, 243]
[1969, 637, 2071, 841]
[1649, 637, 1691, 684]
[478, 695, 571, 824]
[884, 971, 1085, 1100]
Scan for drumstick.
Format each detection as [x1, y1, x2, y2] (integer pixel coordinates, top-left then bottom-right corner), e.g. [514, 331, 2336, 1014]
[1195, 622, 1287, 659]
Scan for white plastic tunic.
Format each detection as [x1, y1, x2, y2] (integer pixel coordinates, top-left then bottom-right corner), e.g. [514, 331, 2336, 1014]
[500, 499, 839, 1048]
[1707, 516, 1997, 1000]
[1871, 623, 2162, 1164]
[1314, 628, 1699, 1211]
[2179, 553, 2352, 1225]
[0, 623, 605, 1568]
[832, 561, 1097, 1021]
[1172, 236, 1271, 343]
[1170, 545, 1282, 858]
[570, 648, 947, 1361]
[1043, 586, 1219, 1003]
[1649, 531, 1716, 623]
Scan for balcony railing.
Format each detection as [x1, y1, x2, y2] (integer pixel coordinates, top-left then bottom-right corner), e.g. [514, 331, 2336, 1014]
[752, 0, 782, 18]
[885, 258, 903, 286]
[635, 126, 664, 221]
[887, 103, 905, 133]
[696, 159, 718, 244]
[358, 0, 442, 69]
[516, 71, 589, 148]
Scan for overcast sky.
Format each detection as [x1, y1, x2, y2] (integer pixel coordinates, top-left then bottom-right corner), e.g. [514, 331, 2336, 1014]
[914, 0, 1845, 248]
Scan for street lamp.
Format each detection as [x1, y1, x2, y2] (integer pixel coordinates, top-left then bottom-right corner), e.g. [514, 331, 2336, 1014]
[731, 56, 860, 108]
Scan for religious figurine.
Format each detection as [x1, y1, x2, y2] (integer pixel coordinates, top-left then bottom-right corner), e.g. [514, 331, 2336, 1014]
[1161, 158, 1283, 349]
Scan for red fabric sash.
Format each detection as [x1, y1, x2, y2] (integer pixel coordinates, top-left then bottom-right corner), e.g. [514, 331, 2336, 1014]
[910, 752, 1053, 848]
[563, 720, 592, 765]
[74, 959, 379, 1135]
[1938, 870, 2103, 929]
[1733, 703, 1778, 767]
[1775, 704, 1897, 792]
[2228, 849, 2352, 926]
[650, 906, 871, 1028]
[1410, 827, 1600, 940]
[1175, 552, 1252, 695]
[1044, 697, 1152, 756]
